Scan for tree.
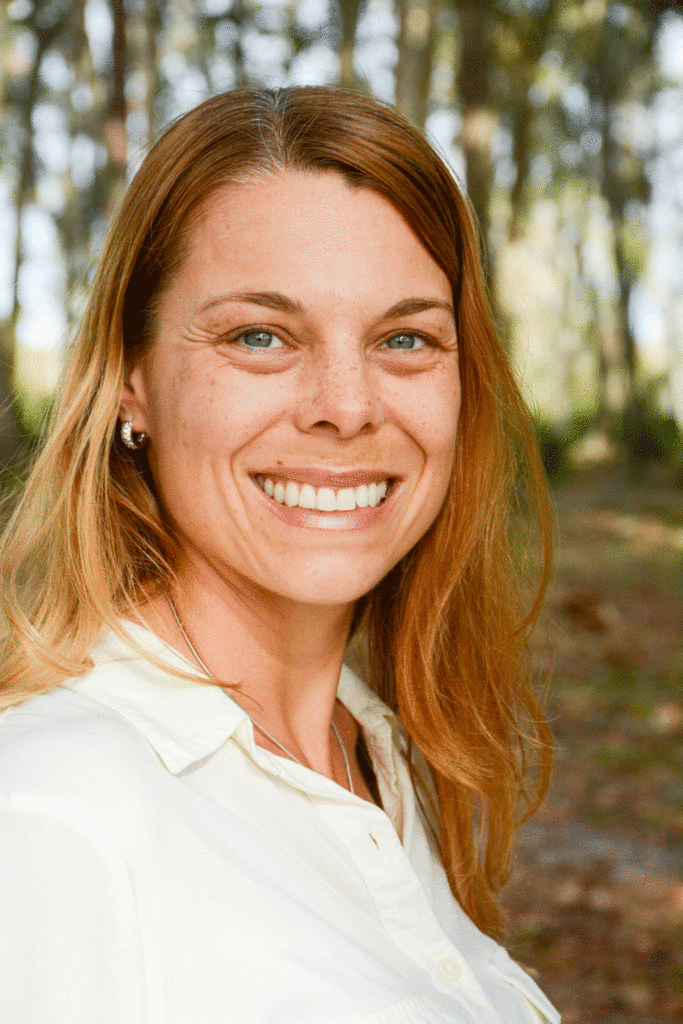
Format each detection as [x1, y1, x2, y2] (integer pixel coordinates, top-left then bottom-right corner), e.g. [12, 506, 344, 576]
[453, 0, 497, 245]
[395, 0, 442, 128]
[0, 0, 72, 468]
[496, 0, 562, 241]
[338, 0, 365, 90]
[557, 2, 657, 442]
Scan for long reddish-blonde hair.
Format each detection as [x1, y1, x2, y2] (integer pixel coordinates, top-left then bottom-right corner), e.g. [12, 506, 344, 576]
[0, 87, 552, 940]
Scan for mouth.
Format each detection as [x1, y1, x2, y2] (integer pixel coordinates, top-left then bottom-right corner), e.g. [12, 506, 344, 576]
[249, 474, 397, 512]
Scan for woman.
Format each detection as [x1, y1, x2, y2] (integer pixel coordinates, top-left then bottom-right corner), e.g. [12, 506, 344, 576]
[0, 87, 558, 1024]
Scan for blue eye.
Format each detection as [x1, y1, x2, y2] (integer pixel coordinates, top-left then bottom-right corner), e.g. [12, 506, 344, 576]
[240, 331, 283, 349]
[383, 333, 426, 351]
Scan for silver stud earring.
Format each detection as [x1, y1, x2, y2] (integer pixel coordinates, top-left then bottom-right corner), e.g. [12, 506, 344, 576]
[120, 420, 149, 450]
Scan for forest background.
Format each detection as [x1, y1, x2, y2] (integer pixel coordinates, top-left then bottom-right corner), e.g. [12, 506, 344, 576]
[1, 0, 683, 1021]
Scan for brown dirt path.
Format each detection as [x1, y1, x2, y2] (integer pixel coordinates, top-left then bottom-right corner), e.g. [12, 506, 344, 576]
[502, 463, 683, 1023]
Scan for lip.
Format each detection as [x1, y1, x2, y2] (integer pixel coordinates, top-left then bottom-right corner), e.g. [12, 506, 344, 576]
[249, 468, 399, 489]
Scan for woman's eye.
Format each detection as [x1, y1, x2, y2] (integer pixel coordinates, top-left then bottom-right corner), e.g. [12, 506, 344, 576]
[238, 330, 284, 349]
[382, 333, 428, 351]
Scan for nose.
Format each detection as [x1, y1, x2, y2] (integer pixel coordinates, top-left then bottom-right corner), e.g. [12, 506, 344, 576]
[294, 340, 384, 439]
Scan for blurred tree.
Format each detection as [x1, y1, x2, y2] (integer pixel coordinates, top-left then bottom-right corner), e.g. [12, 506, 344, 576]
[395, 0, 442, 128]
[56, 0, 94, 324]
[143, 0, 161, 137]
[555, 1, 658, 447]
[467, 0, 683, 446]
[450, 0, 560, 266]
[1, 0, 683, 468]
[104, 0, 127, 196]
[453, 0, 496, 245]
[496, 0, 561, 241]
[338, 0, 364, 89]
[0, 0, 72, 467]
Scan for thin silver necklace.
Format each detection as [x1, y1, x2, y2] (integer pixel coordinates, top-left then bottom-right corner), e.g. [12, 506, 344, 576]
[166, 596, 354, 795]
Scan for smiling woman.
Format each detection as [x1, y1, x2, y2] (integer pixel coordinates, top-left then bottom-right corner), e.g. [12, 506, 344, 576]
[0, 88, 557, 1024]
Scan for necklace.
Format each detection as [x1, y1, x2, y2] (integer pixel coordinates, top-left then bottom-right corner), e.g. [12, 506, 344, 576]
[166, 596, 354, 795]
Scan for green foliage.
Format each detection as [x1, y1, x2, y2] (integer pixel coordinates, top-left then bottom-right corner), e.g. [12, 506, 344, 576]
[532, 415, 592, 483]
[0, 391, 53, 497]
[593, 742, 647, 772]
[672, 965, 683, 995]
[510, 924, 554, 953]
[610, 410, 683, 466]
[15, 391, 53, 441]
[534, 408, 683, 483]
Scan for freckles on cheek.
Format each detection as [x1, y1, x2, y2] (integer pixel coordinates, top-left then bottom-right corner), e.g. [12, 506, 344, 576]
[407, 377, 459, 438]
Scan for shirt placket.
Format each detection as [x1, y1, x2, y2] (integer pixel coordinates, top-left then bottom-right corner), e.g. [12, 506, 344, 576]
[314, 793, 510, 1024]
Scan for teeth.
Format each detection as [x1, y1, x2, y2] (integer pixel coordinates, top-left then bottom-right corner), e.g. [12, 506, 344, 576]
[298, 483, 317, 509]
[254, 476, 391, 511]
[284, 481, 299, 507]
[355, 484, 369, 508]
[336, 488, 356, 511]
[316, 487, 337, 511]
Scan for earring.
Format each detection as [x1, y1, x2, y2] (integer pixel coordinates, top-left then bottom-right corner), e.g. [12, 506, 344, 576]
[120, 420, 149, 450]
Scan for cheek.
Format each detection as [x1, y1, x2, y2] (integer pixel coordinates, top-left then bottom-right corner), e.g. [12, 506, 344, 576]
[403, 369, 460, 460]
[149, 368, 287, 466]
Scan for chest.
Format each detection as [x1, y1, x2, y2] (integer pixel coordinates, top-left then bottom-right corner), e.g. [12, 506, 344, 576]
[120, 752, 549, 1024]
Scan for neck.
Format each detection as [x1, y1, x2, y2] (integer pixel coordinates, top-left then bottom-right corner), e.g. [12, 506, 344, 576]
[139, 559, 357, 777]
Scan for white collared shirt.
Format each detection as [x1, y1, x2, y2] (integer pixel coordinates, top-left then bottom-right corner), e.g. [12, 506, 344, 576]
[0, 621, 560, 1024]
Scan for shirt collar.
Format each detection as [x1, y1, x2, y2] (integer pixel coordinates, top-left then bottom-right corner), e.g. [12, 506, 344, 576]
[66, 619, 401, 783]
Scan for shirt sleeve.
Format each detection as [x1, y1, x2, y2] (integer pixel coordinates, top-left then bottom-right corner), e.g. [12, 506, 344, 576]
[0, 792, 149, 1024]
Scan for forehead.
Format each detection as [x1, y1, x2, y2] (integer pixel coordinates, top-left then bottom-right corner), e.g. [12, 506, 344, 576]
[174, 170, 452, 307]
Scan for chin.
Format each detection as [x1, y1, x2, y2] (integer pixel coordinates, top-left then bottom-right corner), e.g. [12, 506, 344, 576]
[263, 567, 386, 608]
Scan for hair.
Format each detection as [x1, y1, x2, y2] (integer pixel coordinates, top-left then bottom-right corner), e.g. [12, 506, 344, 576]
[0, 86, 553, 941]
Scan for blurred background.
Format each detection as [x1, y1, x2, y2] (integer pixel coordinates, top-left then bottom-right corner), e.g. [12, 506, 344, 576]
[1, 0, 682, 1019]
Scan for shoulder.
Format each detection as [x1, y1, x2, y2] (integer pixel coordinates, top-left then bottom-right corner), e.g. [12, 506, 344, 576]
[0, 685, 159, 801]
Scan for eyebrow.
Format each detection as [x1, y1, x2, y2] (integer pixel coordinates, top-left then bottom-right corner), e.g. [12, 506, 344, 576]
[382, 297, 454, 319]
[194, 291, 454, 320]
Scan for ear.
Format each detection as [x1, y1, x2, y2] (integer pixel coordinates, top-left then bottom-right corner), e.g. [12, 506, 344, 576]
[118, 361, 151, 435]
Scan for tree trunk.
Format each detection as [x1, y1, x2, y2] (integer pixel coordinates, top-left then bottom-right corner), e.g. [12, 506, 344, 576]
[454, 0, 495, 251]
[143, 0, 160, 142]
[588, 20, 650, 454]
[604, 176, 644, 451]
[337, 0, 364, 90]
[104, 0, 128, 207]
[506, 0, 559, 240]
[230, 0, 248, 88]
[60, 1, 92, 331]
[0, 10, 68, 468]
[394, 0, 440, 129]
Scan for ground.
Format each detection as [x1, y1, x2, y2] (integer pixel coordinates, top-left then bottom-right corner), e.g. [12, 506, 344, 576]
[501, 461, 683, 1024]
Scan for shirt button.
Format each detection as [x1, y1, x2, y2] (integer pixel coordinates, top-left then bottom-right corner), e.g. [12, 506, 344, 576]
[436, 955, 462, 983]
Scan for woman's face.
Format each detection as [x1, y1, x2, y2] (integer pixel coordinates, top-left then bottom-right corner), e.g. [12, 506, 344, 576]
[122, 171, 460, 607]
